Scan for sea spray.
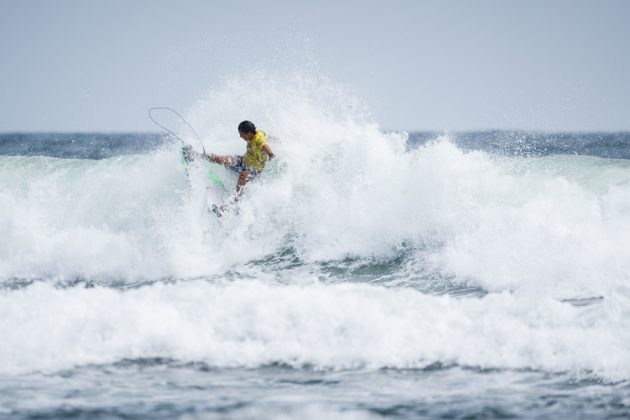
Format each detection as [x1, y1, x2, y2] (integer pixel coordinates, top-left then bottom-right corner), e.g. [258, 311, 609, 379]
[1, 74, 630, 298]
[2, 73, 630, 418]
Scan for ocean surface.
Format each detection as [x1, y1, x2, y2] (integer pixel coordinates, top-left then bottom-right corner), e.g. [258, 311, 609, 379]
[2, 80, 630, 419]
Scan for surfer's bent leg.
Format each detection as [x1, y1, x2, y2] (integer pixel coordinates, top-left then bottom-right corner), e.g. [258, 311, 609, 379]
[236, 169, 253, 194]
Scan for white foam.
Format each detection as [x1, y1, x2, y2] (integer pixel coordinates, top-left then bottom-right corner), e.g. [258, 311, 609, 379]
[184, 73, 630, 297]
[1, 281, 629, 381]
[215, 404, 378, 420]
[1, 73, 630, 299]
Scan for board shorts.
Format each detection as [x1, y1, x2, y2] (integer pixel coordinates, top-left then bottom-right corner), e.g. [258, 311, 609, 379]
[232, 155, 259, 178]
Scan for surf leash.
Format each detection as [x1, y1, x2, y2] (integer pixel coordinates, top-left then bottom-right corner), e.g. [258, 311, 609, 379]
[148, 107, 207, 155]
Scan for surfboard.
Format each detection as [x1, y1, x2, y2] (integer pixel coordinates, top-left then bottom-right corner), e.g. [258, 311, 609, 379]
[180, 144, 228, 216]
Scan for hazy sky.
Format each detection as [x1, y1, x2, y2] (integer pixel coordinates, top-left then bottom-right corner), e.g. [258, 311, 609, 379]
[1, 0, 629, 132]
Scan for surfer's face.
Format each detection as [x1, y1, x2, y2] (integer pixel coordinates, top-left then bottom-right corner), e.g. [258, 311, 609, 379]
[239, 131, 255, 142]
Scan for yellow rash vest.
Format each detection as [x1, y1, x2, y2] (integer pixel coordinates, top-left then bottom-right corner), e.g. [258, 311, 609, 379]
[242, 130, 269, 172]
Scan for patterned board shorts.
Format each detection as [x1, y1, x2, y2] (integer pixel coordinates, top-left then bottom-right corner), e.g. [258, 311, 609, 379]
[232, 155, 259, 177]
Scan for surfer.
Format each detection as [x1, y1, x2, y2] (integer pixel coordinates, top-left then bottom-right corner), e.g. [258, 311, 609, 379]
[183, 120, 275, 213]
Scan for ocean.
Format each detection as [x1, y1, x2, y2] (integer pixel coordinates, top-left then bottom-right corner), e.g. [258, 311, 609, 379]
[1, 78, 630, 419]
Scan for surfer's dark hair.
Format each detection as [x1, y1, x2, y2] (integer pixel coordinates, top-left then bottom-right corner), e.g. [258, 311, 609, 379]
[238, 120, 256, 134]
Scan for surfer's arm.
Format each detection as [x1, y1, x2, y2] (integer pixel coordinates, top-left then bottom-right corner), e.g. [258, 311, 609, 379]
[262, 144, 275, 160]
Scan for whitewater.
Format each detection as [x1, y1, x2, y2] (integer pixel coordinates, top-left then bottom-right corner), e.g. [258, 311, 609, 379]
[1, 74, 630, 418]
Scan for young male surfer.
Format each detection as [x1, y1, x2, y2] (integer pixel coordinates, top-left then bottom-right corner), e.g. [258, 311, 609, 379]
[184, 120, 275, 214]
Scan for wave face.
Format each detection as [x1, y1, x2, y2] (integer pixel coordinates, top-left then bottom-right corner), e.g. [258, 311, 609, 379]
[1, 74, 630, 387]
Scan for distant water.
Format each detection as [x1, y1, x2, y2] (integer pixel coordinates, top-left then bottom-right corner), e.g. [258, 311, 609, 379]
[3, 130, 630, 159]
[0, 132, 164, 159]
[2, 78, 630, 418]
[410, 130, 630, 159]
